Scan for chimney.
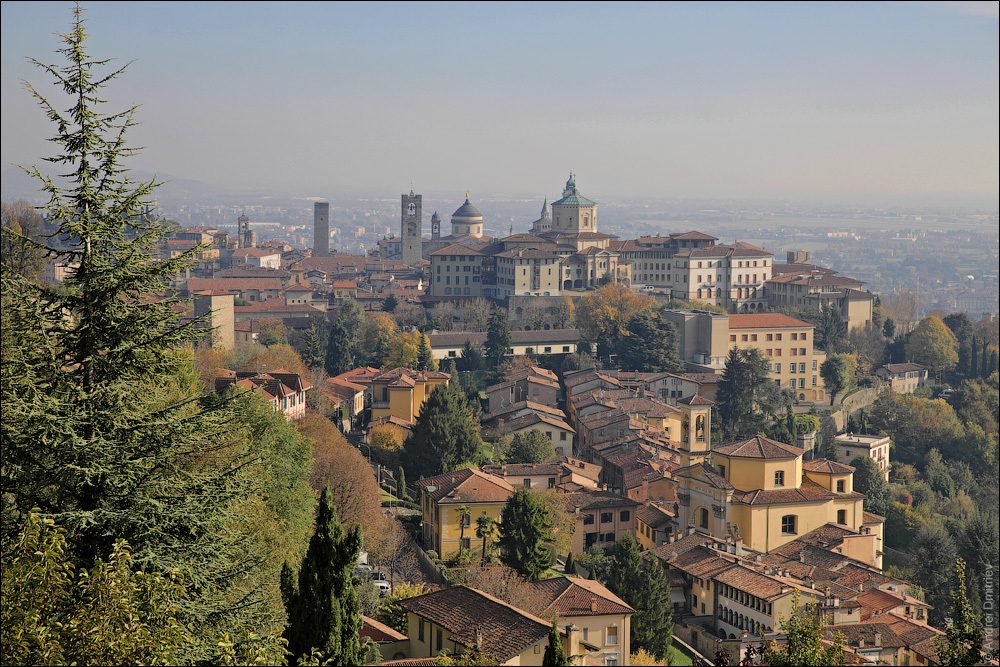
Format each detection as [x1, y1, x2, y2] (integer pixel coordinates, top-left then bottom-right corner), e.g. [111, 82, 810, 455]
[874, 633, 881, 647]
[590, 599, 597, 612]
[858, 638, 865, 649]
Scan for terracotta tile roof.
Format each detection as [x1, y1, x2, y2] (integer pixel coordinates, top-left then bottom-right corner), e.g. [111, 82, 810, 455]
[429, 243, 485, 256]
[482, 462, 565, 478]
[672, 230, 719, 240]
[674, 462, 734, 490]
[636, 503, 674, 528]
[734, 479, 861, 506]
[714, 435, 803, 459]
[713, 564, 798, 600]
[826, 623, 905, 648]
[418, 468, 514, 504]
[496, 412, 575, 434]
[771, 262, 836, 276]
[667, 546, 737, 579]
[397, 586, 551, 662]
[862, 511, 885, 524]
[857, 588, 931, 615]
[187, 276, 283, 292]
[485, 401, 567, 422]
[802, 459, 855, 474]
[531, 576, 635, 617]
[360, 614, 408, 642]
[676, 394, 716, 406]
[728, 313, 812, 329]
[562, 490, 640, 512]
[646, 532, 714, 562]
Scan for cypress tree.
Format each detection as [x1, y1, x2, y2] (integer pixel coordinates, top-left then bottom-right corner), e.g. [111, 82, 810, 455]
[417, 333, 435, 371]
[969, 336, 980, 378]
[542, 618, 568, 666]
[499, 487, 554, 580]
[1, 8, 305, 656]
[281, 486, 363, 666]
[325, 318, 354, 376]
[484, 308, 512, 370]
[564, 551, 576, 575]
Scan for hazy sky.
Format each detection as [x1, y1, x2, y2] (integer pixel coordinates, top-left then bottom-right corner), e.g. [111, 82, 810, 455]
[2, 1, 998, 204]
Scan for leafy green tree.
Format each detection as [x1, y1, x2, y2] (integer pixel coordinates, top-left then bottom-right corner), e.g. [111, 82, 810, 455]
[912, 524, 958, 625]
[375, 582, 428, 634]
[850, 455, 891, 517]
[542, 618, 568, 666]
[906, 316, 959, 375]
[820, 353, 852, 405]
[404, 383, 483, 479]
[716, 348, 781, 437]
[935, 559, 986, 666]
[762, 592, 845, 666]
[325, 317, 354, 376]
[485, 308, 512, 370]
[1, 513, 193, 667]
[507, 429, 557, 464]
[615, 310, 684, 373]
[499, 487, 554, 580]
[1, 11, 304, 656]
[280, 486, 363, 667]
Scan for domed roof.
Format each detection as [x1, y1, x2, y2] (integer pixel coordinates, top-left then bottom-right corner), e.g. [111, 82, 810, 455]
[431, 211, 441, 222]
[452, 196, 483, 220]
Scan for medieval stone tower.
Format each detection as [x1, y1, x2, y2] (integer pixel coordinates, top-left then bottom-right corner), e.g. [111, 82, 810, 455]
[313, 202, 330, 257]
[401, 191, 422, 266]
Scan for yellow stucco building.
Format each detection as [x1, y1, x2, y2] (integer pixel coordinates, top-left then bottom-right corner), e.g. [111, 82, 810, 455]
[674, 436, 877, 560]
[370, 367, 451, 423]
[417, 468, 514, 558]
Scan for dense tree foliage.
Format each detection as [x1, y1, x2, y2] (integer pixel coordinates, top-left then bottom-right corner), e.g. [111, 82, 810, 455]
[404, 383, 483, 479]
[1, 513, 193, 666]
[506, 429, 557, 464]
[615, 310, 684, 373]
[716, 348, 784, 438]
[280, 487, 363, 666]
[934, 559, 987, 666]
[575, 283, 654, 357]
[849, 456, 891, 517]
[604, 536, 674, 660]
[820, 353, 852, 405]
[499, 488, 554, 580]
[906, 316, 959, 375]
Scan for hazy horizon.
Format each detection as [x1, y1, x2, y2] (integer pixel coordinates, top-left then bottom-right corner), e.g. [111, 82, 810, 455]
[2, 1, 998, 207]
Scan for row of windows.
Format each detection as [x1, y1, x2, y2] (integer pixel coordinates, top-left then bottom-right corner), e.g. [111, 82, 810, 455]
[582, 510, 631, 525]
[436, 275, 479, 284]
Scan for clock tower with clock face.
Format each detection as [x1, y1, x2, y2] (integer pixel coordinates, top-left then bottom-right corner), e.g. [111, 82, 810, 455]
[401, 191, 422, 266]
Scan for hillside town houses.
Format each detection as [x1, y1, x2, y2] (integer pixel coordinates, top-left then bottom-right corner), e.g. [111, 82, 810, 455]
[90, 174, 977, 667]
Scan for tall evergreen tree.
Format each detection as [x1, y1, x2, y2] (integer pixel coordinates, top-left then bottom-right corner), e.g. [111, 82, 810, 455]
[716, 348, 779, 437]
[382, 293, 398, 312]
[605, 535, 675, 660]
[484, 308, 512, 370]
[0, 9, 303, 656]
[417, 333, 435, 371]
[338, 297, 365, 356]
[280, 486, 363, 667]
[499, 487, 553, 580]
[542, 618, 568, 666]
[325, 317, 354, 376]
[299, 318, 327, 369]
[403, 383, 482, 479]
